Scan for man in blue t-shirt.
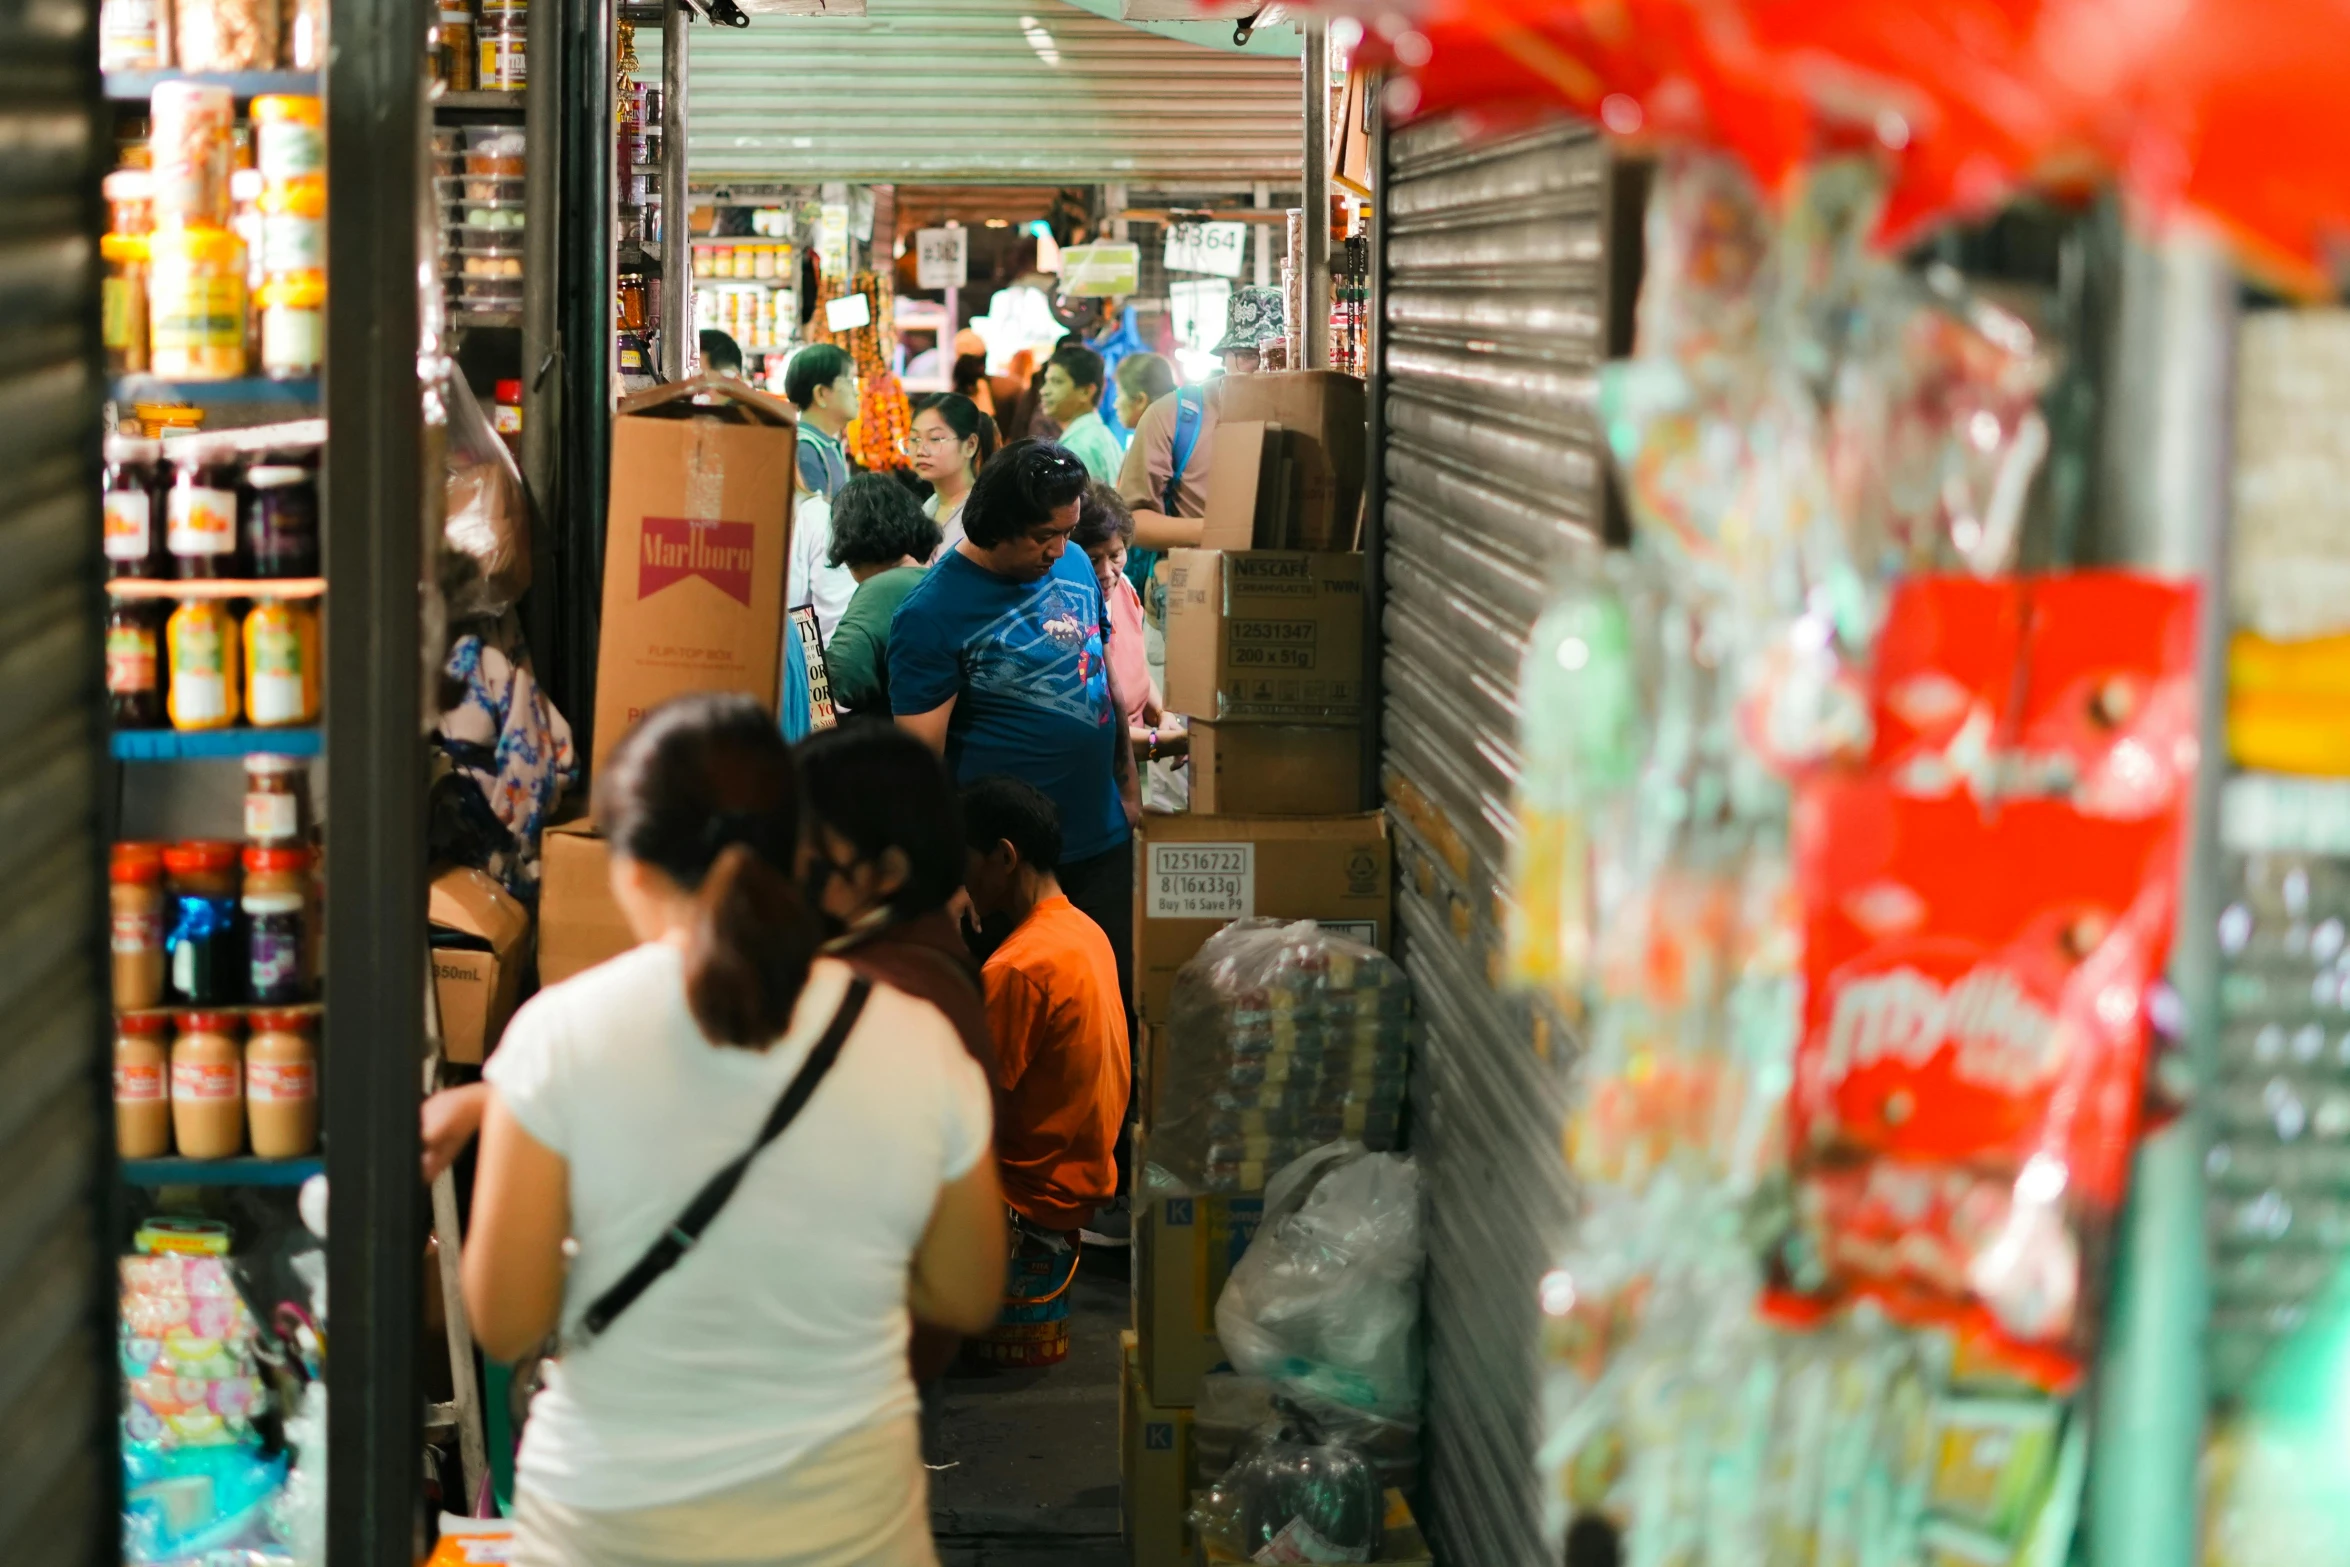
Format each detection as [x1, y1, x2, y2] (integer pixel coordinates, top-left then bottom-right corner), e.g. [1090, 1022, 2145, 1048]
[890, 442, 1141, 1118]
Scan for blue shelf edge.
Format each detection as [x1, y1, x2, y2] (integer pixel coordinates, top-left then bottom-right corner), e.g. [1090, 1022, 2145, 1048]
[111, 374, 321, 407]
[123, 1156, 322, 1188]
[105, 70, 320, 101]
[112, 728, 322, 761]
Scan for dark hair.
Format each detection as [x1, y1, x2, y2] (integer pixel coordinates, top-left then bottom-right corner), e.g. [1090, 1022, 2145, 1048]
[593, 693, 820, 1048]
[783, 343, 854, 410]
[797, 725, 966, 918]
[961, 441, 1090, 549]
[961, 774, 1061, 873]
[1048, 343, 1106, 400]
[1072, 480, 1134, 552]
[700, 330, 745, 377]
[912, 391, 996, 472]
[826, 472, 941, 569]
[952, 354, 989, 399]
[1114, 352, 1176, 405]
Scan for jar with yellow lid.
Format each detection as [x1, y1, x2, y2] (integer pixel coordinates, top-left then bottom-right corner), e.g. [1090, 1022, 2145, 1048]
[102, 232, 151, 375]
[257, 178, 324, 281]
[250, 95, 324, 186]
[148, 226, 247, 380]
[243, 597, 319, 727]
[167, 597, 242, 730]
[257, 273, 323, 379]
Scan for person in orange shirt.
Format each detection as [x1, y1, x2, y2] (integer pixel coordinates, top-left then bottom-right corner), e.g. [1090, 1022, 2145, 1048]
[960, 774, 1130, 1254]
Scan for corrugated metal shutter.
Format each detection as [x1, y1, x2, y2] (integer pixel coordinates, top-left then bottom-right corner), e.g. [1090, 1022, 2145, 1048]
[655, 0, 1304, 183]
[1377, 112, 1607, 1567]
[0, 0, 109, 1559]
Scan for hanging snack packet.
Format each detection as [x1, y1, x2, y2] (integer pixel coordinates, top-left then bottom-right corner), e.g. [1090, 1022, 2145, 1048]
[1779, 779, 2181, 1383]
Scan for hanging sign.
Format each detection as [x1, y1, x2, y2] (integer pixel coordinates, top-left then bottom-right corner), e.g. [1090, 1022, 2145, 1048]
[915, 227, 969, 290]
[1162, 220, 1249, 278]
[824, 292, 872, 331]
[1059, 243, 1140, 297]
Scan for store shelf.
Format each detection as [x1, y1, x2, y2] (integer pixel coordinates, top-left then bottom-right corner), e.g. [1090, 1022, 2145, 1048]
[104, 70, 319, 101]
[451, 309, 523, 329]
[112, 727, 322, 760]
[693, 236, 796, 247]
[697, 278, 781, 290]
[118, 1002, 323, 1024]
[112, 374, 320, 408]
[435, 89, 526, 114]
[122, 1156, 323, 1187]
[108, 577, 325, 601]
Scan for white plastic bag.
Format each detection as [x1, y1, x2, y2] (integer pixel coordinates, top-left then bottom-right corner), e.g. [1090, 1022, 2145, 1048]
[1215, 1140, 1424, 1424]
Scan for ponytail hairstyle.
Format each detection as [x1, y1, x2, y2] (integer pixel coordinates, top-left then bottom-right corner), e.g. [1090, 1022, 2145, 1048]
[593, 693, 820, 1048]
[914, 391, 998, 475]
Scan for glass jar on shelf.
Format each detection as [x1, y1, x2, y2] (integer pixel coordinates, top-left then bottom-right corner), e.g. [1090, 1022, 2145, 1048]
[166, 597, 242, 731]
[111, 842, 169, 1012]
[107, 597, 167, 731]
[147, 225, 248, 380]
[170, 1012, 245, 1160]
[242, 463, 319, 577]
[252, 95, 324, 187]
[256, 273, 323, 380]
[104, 434, 169, 579]
[243, 753, 311, 845]
[437, 6, 476, 90]
[245, 1011, 317, 1158]
[242, 846, 309, 1004]
[115, 1013, 174, 1159]
[167, 447, 239, 579]
[162, 841, 242, 1006]
[102, 234, 151, 376]
[243, 596, 320, 727]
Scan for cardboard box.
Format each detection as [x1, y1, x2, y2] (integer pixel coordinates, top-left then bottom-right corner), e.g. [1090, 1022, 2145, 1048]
[1218, 371, 1366, 551]
[592, 376, 799, 774]
[1201, 1491, 1431, 1565]
[1164, 550, 1366, 725]
[1199, 421, 1319, 552]
[1189, 722, 1364, 816]
[537, 821, 637, 985]
[1133, 811, 1390, 1026]
[1135, 1188, 1264, 1407]
[428, 867, 532, 1065]
[1122, 1330, 1198, 1567]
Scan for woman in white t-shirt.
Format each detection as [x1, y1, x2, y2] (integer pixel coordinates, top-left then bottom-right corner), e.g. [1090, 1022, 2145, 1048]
[465, 692, 1003, 1567]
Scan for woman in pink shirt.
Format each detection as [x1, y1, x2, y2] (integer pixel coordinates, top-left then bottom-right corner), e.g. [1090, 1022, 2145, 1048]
[1074, 484, 1185, 765]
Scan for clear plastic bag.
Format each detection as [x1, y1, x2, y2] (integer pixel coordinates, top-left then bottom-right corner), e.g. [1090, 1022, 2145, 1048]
[442, 370, 531, 619]
[1155, 921, 1413, 1193]
[1215, 1141, 1424, 1424]
[1189, 1413, 1385, 1564]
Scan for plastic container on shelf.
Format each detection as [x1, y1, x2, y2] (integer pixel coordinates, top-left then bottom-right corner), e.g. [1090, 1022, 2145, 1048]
[148, 82, 235, 228]
[165, 598, 242, 731]
[171, 0, 279, 71]
[102, 234, 152, 376]
[256, 273, 324, 380]
[147, 225, 248, 380]
[463, 124, 525, 177]
[243, 597, 320, 727]
[97, 0, 166, 70]
[257, 178, 325, 280]
[251, 96, 324, 187]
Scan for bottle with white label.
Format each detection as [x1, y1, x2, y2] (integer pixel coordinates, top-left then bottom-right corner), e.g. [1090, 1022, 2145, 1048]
[167, 597, 241, 730]
[171, 1013, 245, 1159]
[103, 434, 168, 579]
[245, 1011, 316, 1158]
[243, 753, 309, 844]
[168, 452, 240, 579]
[243, 598, 318, 726]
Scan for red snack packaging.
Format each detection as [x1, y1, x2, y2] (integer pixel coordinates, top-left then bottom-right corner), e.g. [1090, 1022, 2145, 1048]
[1868, 572, 2197, 819]
[1781, 777, 2181, 1384]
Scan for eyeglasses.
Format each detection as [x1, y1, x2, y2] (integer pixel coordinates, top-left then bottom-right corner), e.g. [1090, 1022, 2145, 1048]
[897, 432, 965, 456]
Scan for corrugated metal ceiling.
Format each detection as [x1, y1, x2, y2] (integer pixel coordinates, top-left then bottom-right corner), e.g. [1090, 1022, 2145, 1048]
[647, 0, 1306, 184]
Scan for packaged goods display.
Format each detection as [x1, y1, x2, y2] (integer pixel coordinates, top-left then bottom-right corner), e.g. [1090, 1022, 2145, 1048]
[439, 124, 526, 320]
[1190, 1417, 1386, 1565]
[1504, 153, 2198, 1558]
[1151, 921, 1413, 1193]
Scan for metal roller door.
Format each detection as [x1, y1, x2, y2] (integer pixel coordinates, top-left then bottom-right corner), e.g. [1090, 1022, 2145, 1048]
[653, 0, 1304, 184]
[0, 2, 112, 1560]
[1375, 112, 1608, 1566]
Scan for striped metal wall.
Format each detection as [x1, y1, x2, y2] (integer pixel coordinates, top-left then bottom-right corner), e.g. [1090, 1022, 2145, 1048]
[0, 0, 110, 1557]
[1377, 112, 1609, 1566]
[646, 0, 1305, 184]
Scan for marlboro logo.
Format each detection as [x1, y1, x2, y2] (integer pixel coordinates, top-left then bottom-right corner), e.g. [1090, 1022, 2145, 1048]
[639, 516, 757, 606]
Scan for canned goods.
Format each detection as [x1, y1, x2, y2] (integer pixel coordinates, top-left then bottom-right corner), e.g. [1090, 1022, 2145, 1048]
[479, 28, 526, 88]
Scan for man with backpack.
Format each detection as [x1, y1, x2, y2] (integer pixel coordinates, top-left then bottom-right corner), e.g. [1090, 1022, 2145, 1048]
[1115, 285, 1284, 548]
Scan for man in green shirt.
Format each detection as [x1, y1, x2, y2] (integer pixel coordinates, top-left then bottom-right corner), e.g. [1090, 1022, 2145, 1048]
[822, 474, 945, 717]
[1042, 343, 1124, 483]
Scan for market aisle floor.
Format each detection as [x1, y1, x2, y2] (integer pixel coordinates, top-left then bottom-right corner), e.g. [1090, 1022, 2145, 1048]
[926, 1254, 1126, 1566]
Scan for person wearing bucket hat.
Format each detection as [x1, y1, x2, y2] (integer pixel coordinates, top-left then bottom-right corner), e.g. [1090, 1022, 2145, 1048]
[1115, 284, 1285, 552]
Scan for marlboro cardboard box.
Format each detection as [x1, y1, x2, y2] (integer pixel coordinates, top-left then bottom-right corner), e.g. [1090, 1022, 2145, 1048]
[591, 376, 797, 773]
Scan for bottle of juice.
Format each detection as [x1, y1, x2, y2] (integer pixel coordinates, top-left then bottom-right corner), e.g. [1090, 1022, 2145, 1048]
[166, 596, 241, 730]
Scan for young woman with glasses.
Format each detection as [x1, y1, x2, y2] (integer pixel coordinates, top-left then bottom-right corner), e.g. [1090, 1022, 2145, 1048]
[901, 392, 996, 558]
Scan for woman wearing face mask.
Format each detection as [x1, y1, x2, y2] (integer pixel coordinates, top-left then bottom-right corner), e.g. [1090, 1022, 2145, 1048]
[903, 392, 994, 558]
[463, 694, 1002, 1567]
[796, 722, 989, 1070]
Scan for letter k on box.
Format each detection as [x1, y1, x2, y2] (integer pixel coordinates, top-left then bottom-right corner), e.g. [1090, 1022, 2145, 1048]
[593, 376, 798, 773]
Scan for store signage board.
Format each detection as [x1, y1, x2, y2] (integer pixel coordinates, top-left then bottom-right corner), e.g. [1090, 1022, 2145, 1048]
[824, 292, 872, 331]
[1163, 220, 1249, 278]
[915, 227, 968, 290]
[1060, 243, 1139, 297]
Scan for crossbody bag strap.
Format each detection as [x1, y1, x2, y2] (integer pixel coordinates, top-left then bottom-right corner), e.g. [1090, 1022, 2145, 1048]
[569, 975, 874, 1349]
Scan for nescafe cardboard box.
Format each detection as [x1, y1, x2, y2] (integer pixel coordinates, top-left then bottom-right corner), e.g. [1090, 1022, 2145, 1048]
[591, 376, 797, 772]
[1163, 549, 1366, 725]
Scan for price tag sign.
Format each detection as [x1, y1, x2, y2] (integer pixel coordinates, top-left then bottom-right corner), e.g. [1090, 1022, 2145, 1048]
[1060, 243, 1140, 297]
[915, 226, 968, 290]
[1162, 220, 1249, 278]
[1148, 842, 1256, 919]
[823, 292, 872, 331]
